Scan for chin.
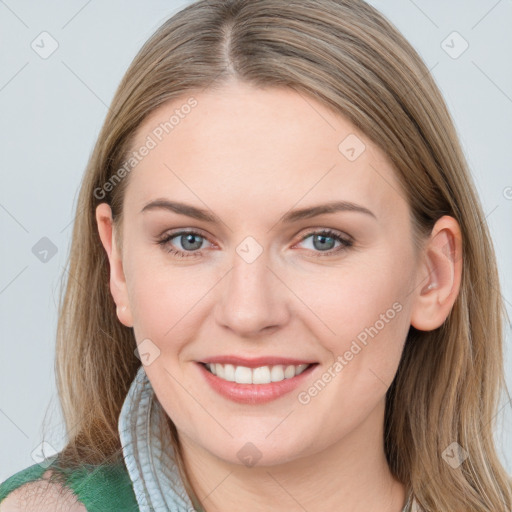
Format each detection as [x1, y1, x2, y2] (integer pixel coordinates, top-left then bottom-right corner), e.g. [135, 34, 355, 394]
[200, 435, 310, 469]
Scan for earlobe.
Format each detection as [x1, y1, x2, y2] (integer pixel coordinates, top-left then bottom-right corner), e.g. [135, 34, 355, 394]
[95, 203, 134, 328]
[410, 215, 463, 331]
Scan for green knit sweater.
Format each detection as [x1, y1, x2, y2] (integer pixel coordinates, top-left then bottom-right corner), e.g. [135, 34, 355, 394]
[0, 459, 140, 511]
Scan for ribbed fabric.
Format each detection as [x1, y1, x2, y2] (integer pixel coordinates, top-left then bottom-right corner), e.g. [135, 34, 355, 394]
[118, 364, 199, 512]
[53, 462, 140, 511]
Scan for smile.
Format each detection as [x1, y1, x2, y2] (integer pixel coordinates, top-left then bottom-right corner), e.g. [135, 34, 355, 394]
[196, 360, 319, 404]
[204, 362, 311, 384]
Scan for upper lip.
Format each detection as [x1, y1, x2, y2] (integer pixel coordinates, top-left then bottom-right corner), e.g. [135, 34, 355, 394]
[198, 355, 317, 368]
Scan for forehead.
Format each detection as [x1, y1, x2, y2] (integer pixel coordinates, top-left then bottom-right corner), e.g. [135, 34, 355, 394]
[124, 82, 406, 223]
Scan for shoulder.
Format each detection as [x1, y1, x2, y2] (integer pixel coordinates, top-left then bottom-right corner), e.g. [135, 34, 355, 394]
[0, 468, 86, 512]
[0, 458, 139, 512]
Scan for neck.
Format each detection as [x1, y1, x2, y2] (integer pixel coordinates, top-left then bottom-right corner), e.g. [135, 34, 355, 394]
[178, 399, 407, 512]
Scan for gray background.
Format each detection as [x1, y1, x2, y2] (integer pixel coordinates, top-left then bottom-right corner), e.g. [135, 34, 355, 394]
[1, 0, 511, 481]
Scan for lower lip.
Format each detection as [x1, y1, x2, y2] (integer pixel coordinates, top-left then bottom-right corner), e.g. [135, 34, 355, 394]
[196, 362, 318, 404]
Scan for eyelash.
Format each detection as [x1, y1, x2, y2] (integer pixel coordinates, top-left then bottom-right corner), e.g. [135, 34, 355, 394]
[155, 229, 353, 259]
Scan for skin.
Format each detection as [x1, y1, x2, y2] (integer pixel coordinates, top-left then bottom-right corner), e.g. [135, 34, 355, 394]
[1, 469, 87, 511]
[96, 80, 462, 512]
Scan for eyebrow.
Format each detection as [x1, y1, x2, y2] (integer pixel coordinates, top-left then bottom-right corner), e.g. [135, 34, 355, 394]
[140, 198, 376, 223]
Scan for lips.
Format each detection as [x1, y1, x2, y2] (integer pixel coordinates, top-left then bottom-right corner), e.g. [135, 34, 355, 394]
[195, 357, 319, 404]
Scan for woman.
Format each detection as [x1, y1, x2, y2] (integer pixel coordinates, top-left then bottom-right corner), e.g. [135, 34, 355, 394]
[1, 0, 510, 510]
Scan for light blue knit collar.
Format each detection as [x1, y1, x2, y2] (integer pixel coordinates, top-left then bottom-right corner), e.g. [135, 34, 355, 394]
[118, 365, 418, 512]
[118, 364, 200, 512]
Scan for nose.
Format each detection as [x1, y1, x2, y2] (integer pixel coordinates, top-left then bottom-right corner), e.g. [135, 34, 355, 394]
[215, 248, 290, 338]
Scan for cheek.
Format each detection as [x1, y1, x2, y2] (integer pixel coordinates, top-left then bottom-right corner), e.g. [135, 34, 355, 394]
[297, 252, 412, 378]
[126, 252, 217, 345]
[291, 263, 411, 437]
[303, 257, 406, 331]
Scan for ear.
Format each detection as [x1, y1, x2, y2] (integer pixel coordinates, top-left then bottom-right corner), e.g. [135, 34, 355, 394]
[95, 203, 133, 328]
[410, 215, 463, 331]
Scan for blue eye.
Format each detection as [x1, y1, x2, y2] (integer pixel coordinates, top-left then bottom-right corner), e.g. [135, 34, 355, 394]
[156, 229, 353, 259]
[297, 229, 353, 257]
[157, 231, 209, 258]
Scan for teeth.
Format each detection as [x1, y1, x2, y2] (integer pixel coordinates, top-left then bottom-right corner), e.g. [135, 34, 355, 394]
[234, 365, 252, 384]
[215, 363, 225, 379]
[204, 363, 310, 384]
[223, 364, 235, 381]
[252, 366, 271, 384]
[284, 365, 296, 379]
[270, 365, 284, 382]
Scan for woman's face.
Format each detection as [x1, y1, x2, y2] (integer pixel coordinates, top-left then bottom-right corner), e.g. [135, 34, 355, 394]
[102, 81, 427, 466]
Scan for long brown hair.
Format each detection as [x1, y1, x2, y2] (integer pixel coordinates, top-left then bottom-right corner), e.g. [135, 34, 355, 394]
[48, 0, 511, 509]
